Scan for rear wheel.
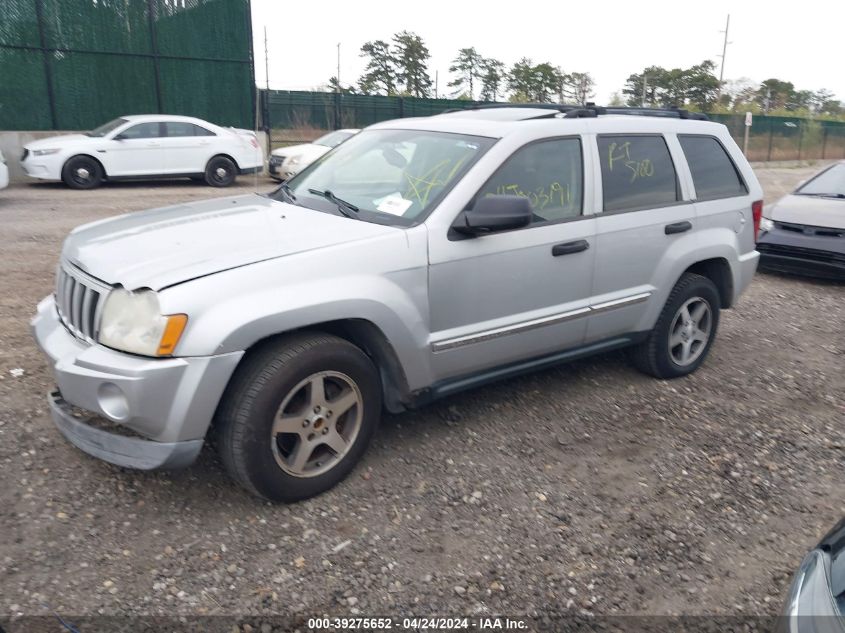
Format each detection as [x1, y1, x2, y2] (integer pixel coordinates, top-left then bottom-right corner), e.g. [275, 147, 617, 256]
[62, 155, 103, 189]
[215, 333, 382, 502]
[204, 155, 237, 187]
[631, 273, 720, 379]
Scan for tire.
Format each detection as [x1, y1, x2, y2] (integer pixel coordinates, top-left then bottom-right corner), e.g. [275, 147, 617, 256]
[204, 155, 237, 187]
[61, 155, 103, 189]
[631, 273, 720, 379]
[215, 332, 382, 502]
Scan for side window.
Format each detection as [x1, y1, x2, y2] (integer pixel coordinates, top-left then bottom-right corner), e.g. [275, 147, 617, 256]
[193, 124, 216, 136]
[679, 135, 747, 199]
[597, 135, 679, 212]
[164, 122, 196, 137]
[476, 138, 583, 224]
[119, 122, 162, 139]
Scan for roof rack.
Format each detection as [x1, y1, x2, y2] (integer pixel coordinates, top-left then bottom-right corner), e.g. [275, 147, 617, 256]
[440, 103, 709, 121]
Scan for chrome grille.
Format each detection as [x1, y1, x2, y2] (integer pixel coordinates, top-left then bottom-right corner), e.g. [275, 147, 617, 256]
[55, 263, 109, 342]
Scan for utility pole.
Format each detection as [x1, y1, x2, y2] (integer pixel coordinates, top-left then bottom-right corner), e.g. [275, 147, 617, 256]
[336, 42, 341, 92]
[263, 26, 269, 91]
[717, 14, 731, 96]
[435, 70, 439, 99]
[641, 74, 647, 107]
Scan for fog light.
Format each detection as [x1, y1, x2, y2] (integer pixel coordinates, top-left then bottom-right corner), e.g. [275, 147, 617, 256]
[97, 382, 129, 421]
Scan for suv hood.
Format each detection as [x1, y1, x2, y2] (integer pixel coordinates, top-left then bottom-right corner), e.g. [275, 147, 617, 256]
[770, 194, 845, 230]
[63, 194, 398, 290]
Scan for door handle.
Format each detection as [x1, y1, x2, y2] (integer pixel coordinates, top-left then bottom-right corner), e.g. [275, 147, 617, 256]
[665, 221, 692, 235]
[551, 240, 590, 256]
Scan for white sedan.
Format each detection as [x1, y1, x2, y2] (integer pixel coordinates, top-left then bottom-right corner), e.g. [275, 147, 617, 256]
[268, 128, 359, 181]
[20, 115, 264, 189]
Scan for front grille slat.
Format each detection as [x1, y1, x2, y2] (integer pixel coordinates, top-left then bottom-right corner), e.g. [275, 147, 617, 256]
[54, 263, 109, 344]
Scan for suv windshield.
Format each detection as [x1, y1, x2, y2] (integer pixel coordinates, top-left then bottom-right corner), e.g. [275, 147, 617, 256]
[274, 129, 495, 225]
[796, 163, 845, 198]
[313, 130, 356, 148]
[86, 118, 128, 137]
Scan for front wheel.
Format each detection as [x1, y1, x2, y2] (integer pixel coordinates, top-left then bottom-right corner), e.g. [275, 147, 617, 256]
[631, 273, 720, 379]
[62, 155, 103, 189]
[215, 333, 382, 502]
[204, 156, 237, 187]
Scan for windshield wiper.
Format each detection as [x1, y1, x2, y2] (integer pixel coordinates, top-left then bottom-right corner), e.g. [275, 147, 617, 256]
[308, 188, 360, 219]
[797, 192, 845, 198]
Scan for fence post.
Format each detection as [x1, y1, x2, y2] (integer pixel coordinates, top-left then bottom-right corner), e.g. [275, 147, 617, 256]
[333, 91, 341, 130]
[398, 97, 405, 119]
[261, 89, 271, 155]
[33, 0, 58, 128]
[797, 123, 804, 161]
[146, 0, 164, 113]
[767, 123, 774, 162]
[821, 126, 828, 159]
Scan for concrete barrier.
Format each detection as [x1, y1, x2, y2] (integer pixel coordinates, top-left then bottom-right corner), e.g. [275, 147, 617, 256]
[0, 130, 269, 182]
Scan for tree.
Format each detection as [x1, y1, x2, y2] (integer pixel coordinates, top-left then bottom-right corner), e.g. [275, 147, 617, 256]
[392, 31, 432, 98]
[358, 40, 397, 95]
[448, 47, 483, 99]
[622, 61, 719, 110]
[558, 71, 595, 104]
[327, 76, 354, 94]
[754, 78, 794, 112]
[479, 58, 505, 102]
[506, 57, 536, 102]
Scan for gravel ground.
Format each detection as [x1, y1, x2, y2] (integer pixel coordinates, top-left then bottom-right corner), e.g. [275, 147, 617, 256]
[0, 167, 843, 622]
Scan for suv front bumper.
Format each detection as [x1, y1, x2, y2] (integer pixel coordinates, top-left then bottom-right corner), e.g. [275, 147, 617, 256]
[31, 295, 243, 469]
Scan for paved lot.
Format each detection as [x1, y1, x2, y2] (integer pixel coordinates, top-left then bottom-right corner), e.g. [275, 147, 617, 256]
[0, 167, 843, 620]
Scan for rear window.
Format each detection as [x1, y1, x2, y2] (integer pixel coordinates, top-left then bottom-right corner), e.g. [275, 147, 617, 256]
[679, 135, 746, 200]
[165, 122, 216, 137]
[597, 135, 679, 212]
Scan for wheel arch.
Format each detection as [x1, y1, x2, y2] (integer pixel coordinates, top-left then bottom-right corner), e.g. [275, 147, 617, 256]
[63, 153, 108, 178]
[219, 318, 411, 415]
[681, 257, 734, 309]
[206, 152, 240, 171]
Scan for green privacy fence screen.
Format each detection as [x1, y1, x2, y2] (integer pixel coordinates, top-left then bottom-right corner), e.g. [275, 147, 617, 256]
[262, 90, 845, 162]
[0, 0, 254, 131]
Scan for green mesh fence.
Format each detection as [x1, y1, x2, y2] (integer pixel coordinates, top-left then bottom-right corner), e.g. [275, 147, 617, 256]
[263, 90, 845, 162]
[0, 0, 254, 131]
[264, 90, 488, 131]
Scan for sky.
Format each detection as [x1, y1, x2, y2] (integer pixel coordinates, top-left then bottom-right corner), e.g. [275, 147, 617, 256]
[250, 0, 844, 103]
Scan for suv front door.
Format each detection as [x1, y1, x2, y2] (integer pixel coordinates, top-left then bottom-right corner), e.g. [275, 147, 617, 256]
[587, 133, 695, 343]
[427, 137, 596, 382]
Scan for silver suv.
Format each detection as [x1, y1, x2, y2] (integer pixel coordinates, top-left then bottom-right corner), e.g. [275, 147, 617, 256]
[32, 105, 763, 501]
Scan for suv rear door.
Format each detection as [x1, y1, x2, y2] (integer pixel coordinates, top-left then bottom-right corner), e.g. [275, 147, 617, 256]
[586, 133, 695, 343]
[427, 136, 597, 381]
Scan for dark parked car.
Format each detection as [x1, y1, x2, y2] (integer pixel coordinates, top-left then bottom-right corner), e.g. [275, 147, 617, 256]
[758, 161, 845, 280]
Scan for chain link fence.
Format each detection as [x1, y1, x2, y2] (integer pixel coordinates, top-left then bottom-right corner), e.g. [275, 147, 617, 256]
[0, 0, 255, 131]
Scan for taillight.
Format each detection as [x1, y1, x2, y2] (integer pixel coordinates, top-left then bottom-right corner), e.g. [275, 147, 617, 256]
[751, 200, 763, 241]
[250, 138, 259, 148]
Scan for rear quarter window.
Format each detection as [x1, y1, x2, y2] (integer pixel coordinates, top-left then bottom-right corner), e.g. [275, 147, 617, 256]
[597, 135, 679, 213]
[679, 135, 747, 200]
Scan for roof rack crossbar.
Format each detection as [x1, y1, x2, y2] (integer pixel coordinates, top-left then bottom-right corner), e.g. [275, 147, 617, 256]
[438, 103, 710, 122]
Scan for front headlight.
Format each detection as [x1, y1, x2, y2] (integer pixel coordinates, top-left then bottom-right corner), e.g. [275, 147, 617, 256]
[31, 148, 61, 156]
[98, 288, 187, 357]
[760, 217, 775, 234]
[287, 155, 301, 166]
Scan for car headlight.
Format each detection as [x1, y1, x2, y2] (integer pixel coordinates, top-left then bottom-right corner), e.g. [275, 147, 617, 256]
[287, 155, 301, 166]
[31, 148, 61, 156]
[759, 217, 775, 234]
[98, 288, 187, 357]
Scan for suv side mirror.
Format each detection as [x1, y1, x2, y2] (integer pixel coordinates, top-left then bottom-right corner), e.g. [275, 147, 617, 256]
[453, 195, 532, 236]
